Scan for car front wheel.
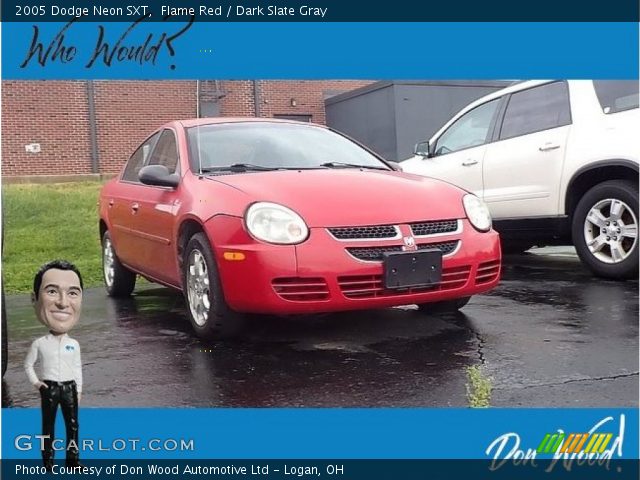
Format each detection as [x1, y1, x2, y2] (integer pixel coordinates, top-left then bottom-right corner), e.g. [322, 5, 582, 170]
[102, 231, 136, 297]
[572, 180, 638, 280]
[417, 296, 471, 313]
[182, 233, 244, 339]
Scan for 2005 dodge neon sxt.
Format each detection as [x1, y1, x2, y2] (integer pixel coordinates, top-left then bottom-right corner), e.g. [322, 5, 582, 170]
[99, 119, 501, 338]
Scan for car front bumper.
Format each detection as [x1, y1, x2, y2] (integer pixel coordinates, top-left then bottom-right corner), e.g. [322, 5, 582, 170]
[206, 215, 501, 315]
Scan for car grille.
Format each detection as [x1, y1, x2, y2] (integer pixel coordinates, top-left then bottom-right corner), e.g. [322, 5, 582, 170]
[410, 219, 458, 236]
[272, 277, 330, 302]
[328, 225, 397, 240]
[475, 260, 501, 285]
[418, 241, 459, 255]
[338, 265, 471, 299]
[328, 220, 459, 241]
[347, 241, 459, 262]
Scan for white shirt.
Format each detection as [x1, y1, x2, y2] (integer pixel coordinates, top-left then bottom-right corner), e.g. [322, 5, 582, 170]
[24, 333, 83, 393]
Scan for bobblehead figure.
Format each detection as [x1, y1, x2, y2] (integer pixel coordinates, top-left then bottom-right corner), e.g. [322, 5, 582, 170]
[24, 260, 84, 470]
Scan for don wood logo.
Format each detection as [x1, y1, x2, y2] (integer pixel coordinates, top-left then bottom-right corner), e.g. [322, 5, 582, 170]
[485, 415, 626, 473]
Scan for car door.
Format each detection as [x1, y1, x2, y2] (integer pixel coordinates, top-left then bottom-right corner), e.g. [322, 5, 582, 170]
[482, 81, 572, 218]
[106, 132, 160, 270]
[132, 128, 183, 284]
[408, 98, 502, 195]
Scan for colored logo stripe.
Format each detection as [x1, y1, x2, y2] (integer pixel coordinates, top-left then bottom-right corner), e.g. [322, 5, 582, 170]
[586, 433, 613, 454]
[572, 433, 589, 453]
[537, 433, 565, 454]
[539, 433, 614, 455]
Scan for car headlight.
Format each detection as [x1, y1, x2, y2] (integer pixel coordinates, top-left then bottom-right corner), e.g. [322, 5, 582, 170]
[463, 194, 492, 232]
[245, 202, 309, 244]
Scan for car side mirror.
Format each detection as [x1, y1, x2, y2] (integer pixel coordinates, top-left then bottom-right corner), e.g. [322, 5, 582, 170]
[139, 165, 180, 188]
[414, 140, 431, 158]
[386, 161, 403, 172]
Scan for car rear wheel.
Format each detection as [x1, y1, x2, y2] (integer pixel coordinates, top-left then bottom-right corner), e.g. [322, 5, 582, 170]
[417, 296, 471, 313]
[102, 231, 136, 297]
[182, 233, 244, 339]
[572, 180, 638, 280]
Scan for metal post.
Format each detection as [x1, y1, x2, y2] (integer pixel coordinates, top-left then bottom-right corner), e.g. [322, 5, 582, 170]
[86, 80, 99, 174]
[253, 80, 261, 117]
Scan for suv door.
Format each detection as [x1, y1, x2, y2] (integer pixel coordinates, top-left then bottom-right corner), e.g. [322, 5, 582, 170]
[482, 81, 572, 218]
[405, 98, 501, 195]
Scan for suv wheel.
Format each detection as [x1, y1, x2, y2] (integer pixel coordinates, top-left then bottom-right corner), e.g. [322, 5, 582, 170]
[182, 233, 244, 339]
[102, 231, 136, 297]
[572, 180, 638, 279]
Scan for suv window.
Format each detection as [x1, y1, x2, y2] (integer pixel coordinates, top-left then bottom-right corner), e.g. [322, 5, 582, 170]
[122, 132, 160, 183]
[433, 99, 500, 156]
[148, 129, 179, 174]
[499, 82, 571, 140]
[593, 81, 639, 114]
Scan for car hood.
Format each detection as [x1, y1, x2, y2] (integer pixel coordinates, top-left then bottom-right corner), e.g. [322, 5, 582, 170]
[206, 169, 467, 227]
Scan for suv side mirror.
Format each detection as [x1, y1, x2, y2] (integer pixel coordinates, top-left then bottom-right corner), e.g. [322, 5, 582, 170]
[414, 140, 431, 158]
[139, 165, 180, 188]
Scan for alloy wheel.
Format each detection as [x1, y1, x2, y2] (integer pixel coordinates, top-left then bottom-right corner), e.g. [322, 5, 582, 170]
[186, 249, 211, 327]
[583, 198, 638, 264]
[103, 238, 115, 287]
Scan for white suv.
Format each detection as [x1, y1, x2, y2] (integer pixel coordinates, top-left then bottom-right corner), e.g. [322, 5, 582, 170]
[402, 80, 638, 279]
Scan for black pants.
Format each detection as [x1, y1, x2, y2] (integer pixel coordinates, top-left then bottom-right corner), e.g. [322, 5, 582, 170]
[40, 380, 79, 465]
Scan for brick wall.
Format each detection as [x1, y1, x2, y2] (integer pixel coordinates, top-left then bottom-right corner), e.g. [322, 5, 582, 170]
[2, 80, 374, 177]
[218, 81, 256, 117]
[93, 81, 196, 174]
[2, 81, 92, 176]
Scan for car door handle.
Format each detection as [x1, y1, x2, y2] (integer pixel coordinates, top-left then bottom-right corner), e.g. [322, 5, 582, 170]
[462, 159, 478, 166]
[131, 203, 139, 213]
[539, 143, 560, 152]
[108, 199, 114, 207]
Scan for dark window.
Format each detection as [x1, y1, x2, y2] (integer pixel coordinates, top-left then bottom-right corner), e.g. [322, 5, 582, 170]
[499, 82, 571, 140]
[121, 132, 160, 183]
[148, 129, 179, 174]
[593, 81, 639, 114]
[434, 99, 500, 156]
[273, 114, 312, 122]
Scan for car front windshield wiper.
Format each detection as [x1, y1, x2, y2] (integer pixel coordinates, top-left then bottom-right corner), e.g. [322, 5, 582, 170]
[320, 161, 389, 171]
[201, 163, 283, 173]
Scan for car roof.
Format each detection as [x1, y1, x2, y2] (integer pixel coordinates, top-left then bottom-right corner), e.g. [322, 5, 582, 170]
[176, 117, 327, 129]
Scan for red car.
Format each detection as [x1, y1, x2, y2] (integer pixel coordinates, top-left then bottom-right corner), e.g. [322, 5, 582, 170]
[99, 119, 501, 338]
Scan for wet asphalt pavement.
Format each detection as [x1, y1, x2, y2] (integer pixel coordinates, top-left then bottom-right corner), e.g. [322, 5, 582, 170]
[2, 248, 638, 408]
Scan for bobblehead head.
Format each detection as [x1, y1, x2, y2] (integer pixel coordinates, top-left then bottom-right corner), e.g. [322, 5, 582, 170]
[33, 268, 83, 335]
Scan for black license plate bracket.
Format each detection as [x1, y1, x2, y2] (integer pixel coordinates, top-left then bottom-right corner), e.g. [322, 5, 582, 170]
[383, 249, 442, 289]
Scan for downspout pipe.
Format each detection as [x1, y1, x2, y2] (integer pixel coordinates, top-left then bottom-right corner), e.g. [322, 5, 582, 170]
[253, 80, 261, 117]
[86, 80, 99, 175]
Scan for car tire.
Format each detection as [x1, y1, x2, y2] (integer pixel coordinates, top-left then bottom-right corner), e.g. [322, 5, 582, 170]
[182, 233, 244, 339]
[572, 180, 638, 280]
[102, 231, 136, 297]
[417, 296, 471, 313]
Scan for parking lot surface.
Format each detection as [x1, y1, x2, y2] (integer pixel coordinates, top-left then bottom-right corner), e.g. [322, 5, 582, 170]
[2, 248, 637, 408]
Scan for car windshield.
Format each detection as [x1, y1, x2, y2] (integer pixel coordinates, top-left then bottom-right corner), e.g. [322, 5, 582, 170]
[186, 122, 389, 173]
